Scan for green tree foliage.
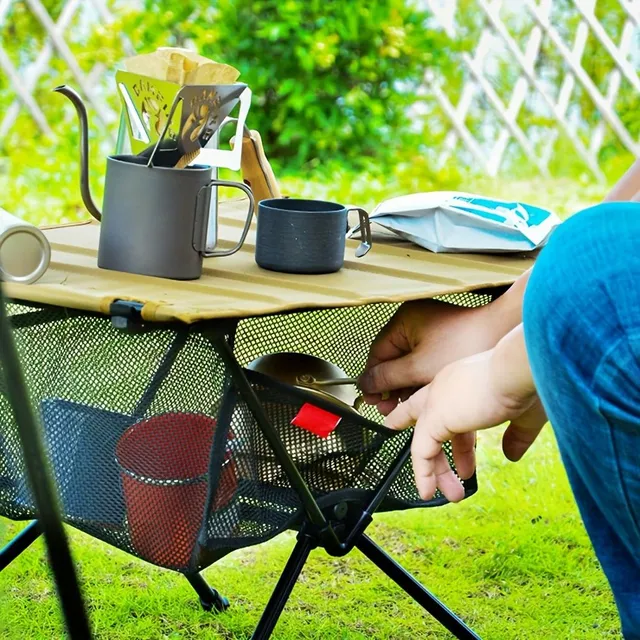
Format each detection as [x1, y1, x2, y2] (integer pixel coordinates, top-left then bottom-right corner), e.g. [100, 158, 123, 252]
[1, 0, 460, 221]
[119, 0, 456, 171]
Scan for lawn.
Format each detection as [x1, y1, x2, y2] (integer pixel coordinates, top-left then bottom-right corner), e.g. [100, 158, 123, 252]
[0, 176, 622, 638]
[0, 428, 620, 639]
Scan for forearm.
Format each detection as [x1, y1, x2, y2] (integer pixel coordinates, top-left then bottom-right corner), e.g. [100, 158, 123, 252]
[490, 323, 536, 405]
[482, 268, 532, 341]
[486, 156, 640, 333]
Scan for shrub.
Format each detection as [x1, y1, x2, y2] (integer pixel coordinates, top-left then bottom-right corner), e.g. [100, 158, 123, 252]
[121, 0, 457, 171]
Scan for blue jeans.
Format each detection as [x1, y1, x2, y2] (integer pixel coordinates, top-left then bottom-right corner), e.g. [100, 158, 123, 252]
[523, 202, 640, 639]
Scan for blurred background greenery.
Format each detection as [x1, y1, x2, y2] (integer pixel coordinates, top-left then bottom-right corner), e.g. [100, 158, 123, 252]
[0, 0, 637, 225]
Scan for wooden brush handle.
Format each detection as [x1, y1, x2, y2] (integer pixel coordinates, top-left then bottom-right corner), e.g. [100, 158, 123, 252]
[231, 130, 281, 203]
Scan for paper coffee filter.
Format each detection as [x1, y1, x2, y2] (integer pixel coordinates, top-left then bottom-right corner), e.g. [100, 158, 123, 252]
[122, 54, 169, 82]
[124, 48, 240, 86]
[118, 47, 243, 157]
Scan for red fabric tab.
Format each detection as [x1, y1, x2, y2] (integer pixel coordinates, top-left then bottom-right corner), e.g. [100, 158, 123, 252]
[291, 403, 341, 438]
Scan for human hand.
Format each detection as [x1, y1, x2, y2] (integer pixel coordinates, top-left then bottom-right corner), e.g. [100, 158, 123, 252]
[384, 325, 545, 502]
[359, 298, 510, 415]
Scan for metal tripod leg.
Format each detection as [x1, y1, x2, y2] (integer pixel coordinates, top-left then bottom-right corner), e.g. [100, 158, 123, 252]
[356, 534, 481, 640]
[251, 534, 315, 640]
[185, 572, 229, 612]
[0, 521, 41, 571]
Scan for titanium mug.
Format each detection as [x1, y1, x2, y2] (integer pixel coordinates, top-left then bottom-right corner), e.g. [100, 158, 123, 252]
[255, 198, 372, 274]
[98, 155, 254, 280]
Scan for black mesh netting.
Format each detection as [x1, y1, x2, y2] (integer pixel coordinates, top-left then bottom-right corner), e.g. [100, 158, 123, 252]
[0, 291, 494, 573]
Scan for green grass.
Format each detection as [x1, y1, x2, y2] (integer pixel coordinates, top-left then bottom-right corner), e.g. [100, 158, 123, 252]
[0, 428, 620, 639]
[280, 173, 607, 220]
[2, 158, 607, 226]
[0, 176, 621, 638]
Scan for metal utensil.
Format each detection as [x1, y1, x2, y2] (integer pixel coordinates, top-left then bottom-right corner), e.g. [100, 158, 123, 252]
[296, 374, 359, 387]
[247, 353, 363, 414]
[146, 83, 248, 168]
[297, 374, 390, 402]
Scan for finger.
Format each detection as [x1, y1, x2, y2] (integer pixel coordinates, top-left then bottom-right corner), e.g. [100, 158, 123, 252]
[432, 449, 465, 503]
[384, 386, 430, 430]
[502, 402, 547, 462]
[362, 389, 400, 405]
[411, 399, 464, 502]
[502, 421, 544, 461]
[364, 387, 417, 415]
[412, 443, 464, 503]
[362, 393, 382, 405]
[451, 432, 476, 480]
[377, 397, 400, 416]
[377, 388, 417, 416]
[399, 388, 417, 403]
[363, 314, 409, 370]
[411, 431, 437, 501]
[359, 353, 423, 395]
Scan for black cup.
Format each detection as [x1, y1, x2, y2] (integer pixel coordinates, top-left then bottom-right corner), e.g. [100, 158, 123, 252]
[255, 199, 372, 274]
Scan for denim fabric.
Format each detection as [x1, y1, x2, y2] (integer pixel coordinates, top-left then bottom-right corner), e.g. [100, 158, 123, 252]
[523, 202, 640, 638]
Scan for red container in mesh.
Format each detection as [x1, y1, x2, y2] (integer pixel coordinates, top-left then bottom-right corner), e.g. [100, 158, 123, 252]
[116, 412, 236, 569]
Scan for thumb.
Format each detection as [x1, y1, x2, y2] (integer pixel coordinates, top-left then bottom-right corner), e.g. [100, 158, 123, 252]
[359, 353, 424, 395]
[502, 400, 547, 462]
[384, 385, 430, 430]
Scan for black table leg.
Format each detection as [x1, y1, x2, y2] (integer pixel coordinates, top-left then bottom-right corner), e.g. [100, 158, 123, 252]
[251, 534, 315, 640]
[0, 290, 92, 639]
[0, 520, 41, 571]
[356, 534, 481, 640]
[185, 572, 229, 612]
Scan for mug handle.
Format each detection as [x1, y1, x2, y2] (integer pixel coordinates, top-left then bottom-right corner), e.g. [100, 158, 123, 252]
[346, 207, 372, 258]
[194, 180, 255, 258]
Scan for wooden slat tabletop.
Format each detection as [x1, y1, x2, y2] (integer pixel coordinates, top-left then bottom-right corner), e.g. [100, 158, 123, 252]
[6, 199, 534, 323]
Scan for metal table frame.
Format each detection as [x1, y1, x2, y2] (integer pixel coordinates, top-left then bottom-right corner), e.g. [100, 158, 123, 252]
[0, 296, 487, 640]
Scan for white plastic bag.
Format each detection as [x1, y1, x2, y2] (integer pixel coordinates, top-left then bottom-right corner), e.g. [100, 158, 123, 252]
[349, 191, 561, 253]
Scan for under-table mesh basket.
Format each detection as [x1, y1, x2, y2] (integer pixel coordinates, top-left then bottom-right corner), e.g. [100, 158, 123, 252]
[199, 373, 405, 554]
[0, 291, 494, 573]
[0, 304, 232, 571]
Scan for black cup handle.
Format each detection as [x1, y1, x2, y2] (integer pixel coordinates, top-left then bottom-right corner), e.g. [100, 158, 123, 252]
[347, 207, 372, 258]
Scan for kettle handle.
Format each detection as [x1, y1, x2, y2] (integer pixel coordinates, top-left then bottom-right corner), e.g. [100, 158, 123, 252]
[193, 180, 255, 258]
[54, 85, 102, 222]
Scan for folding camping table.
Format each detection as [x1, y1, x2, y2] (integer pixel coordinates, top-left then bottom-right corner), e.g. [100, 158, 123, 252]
[0, 199, 533, 639]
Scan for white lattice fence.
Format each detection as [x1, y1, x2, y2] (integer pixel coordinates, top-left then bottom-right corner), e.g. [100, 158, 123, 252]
[422, 0, 640, 181]
[0, 0, 133, 144]
[1, 0, 639, 180]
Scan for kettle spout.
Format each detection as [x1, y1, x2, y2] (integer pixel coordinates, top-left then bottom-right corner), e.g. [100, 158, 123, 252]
[54, 85, 102, 222]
